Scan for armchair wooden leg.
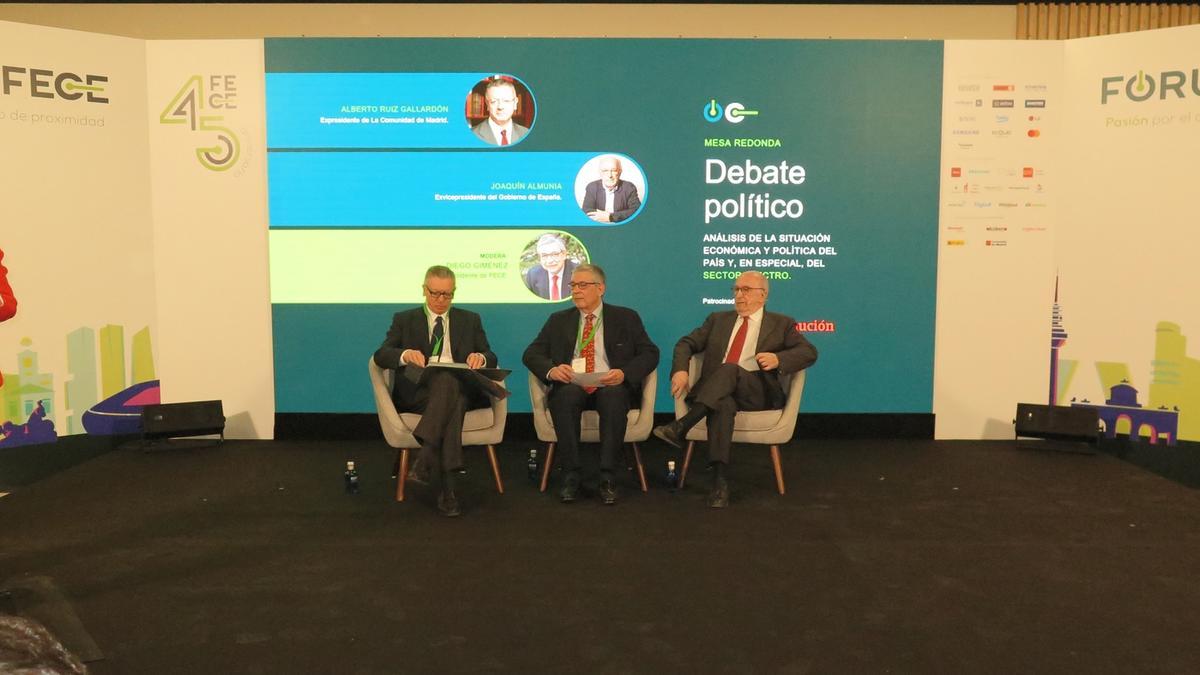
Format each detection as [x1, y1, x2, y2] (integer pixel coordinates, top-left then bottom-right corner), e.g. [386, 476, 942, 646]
[679, 441, 695, 489]
[539, 443, 556, 493]
[770, 445, 786, 495]
[396, 448, 410, 502]
[631, 442, 648, 493]
[486, 445, 504, 494]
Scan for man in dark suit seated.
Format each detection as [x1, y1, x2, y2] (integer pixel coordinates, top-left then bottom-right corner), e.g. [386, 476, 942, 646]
[523, 264, 659, 505]
[654, 271, 817, 508]
[523, 233, 577, 300]
[581, 156, 642, 223]
[373, 265, 498, 517]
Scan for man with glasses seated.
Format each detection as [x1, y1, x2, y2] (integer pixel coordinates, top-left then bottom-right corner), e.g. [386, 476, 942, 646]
[472, 78, 528, 146]
[373, 265, 498, 517]
[523, 264, 659, 505]
[523, 233, 577, 301]
[653, 271, 817, 508]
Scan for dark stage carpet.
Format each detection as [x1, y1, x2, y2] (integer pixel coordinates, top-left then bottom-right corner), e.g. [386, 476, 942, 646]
[2, 438, 1200, 674]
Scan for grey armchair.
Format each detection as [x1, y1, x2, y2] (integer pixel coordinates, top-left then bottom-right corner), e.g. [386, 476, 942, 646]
[369, 357, 507, 501]
[673, 354, 806, 494]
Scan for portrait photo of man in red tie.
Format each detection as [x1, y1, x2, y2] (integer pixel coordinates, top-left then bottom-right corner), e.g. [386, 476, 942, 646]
[521, 232, 584, 301]
[468, 76, 532, 146]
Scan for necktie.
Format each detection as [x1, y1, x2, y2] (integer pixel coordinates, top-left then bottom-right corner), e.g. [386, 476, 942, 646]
[582, 313, 597, 393]
[500, 129, 509, 146]
[430, 316, 444, 361]
[550, 274, 560, 300]
[724, 316, 749, 364]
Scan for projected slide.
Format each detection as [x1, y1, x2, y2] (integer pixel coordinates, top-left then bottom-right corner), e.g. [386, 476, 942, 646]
[266, 39, 943, 414]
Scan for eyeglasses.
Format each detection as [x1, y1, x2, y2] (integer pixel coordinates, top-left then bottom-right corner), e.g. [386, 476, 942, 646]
[424, 286, 455, 300]
[568, 281, 601, 289]
[538, 250, 567, 258]
[487, 97, 516, 106]
[732, 286, 765, 295]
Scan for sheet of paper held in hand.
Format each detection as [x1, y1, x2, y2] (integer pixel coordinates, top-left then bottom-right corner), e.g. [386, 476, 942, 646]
[571, 370, 610, 387]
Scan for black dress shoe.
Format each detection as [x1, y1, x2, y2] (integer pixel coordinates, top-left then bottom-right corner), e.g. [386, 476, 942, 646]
[406, 455, 431, 485]
[599, 480, 617, 506]
[437, 489, 462, 517]
[707, 479, 730, 509]
[653, 421, 685, 449]
[558, 474, 581, 503]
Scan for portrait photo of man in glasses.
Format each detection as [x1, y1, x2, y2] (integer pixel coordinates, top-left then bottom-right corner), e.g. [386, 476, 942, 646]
[521, 232, 583, 301]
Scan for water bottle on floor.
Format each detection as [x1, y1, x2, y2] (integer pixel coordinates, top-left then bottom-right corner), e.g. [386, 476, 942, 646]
[345, 461, 359, 494]
[527, 449, 539, 482]
[666, 460, 678, 492]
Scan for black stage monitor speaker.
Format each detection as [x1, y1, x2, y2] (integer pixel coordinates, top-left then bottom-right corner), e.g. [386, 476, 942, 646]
[1014, 403, 1099, 452]
[141, 400, 225, 441]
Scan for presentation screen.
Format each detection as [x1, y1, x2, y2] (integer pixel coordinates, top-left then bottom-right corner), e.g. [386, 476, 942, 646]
[266, 38, 943, 414]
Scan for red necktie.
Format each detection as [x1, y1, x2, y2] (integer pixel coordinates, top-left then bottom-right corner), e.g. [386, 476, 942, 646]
[550, 274, 559, 300]
[725, 316, 749, 364]
[500, 129, 509, 146]
[582, 313, 597, 393]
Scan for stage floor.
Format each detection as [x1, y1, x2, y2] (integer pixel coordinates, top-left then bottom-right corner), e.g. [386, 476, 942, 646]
[3, 438, 1199, 674]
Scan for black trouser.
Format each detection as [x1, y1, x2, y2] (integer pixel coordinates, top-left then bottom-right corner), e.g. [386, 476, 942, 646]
[688, 363, 770, 465]
[398, 370, 484, 472]
[547, 382, 630, 479]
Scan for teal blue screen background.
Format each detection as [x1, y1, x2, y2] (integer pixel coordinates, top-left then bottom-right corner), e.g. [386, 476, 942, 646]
[267, 38, 944, 414]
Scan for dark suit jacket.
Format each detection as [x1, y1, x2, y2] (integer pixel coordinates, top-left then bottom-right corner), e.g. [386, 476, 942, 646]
[524, 260, 577, 300]
[523, 303, 660, 401]
[581, 180, 641, 222]
[373, 306, 497, 409]
[472, 121, 529, 145]
[671, 310, 817, 409]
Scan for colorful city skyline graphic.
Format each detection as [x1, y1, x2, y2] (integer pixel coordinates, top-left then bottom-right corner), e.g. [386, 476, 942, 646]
[1050, 280, 1196, 444]
[0, 324, 158, 448]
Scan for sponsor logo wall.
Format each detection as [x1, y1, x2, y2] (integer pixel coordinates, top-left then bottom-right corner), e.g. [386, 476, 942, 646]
[934, 40, 1063, 439]
[935, 25, 1200, 442]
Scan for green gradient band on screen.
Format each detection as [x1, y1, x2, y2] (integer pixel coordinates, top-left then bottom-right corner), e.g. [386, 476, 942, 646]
[268, 229, 588, 303]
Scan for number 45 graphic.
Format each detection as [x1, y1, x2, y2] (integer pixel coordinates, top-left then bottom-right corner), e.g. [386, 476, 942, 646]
[160, 75, 241, 172]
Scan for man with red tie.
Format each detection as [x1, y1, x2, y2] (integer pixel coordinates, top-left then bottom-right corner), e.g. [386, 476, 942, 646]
[523, 264, 659, 505]
[523, 233, 577, 301]
[471, 78, 528, 146]
[653, 271, 817, 508]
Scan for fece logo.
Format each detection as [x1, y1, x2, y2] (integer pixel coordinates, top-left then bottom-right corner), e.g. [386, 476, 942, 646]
[1, 65, 108, 103]
[159, 75, 241, 172]
[703, 99, 759, 124]
[1101, 68, 1200, 104]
